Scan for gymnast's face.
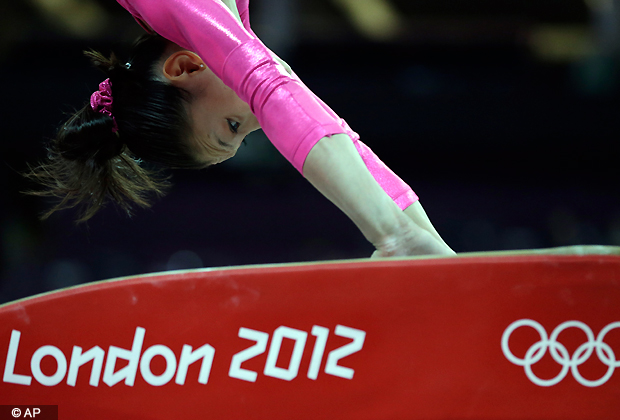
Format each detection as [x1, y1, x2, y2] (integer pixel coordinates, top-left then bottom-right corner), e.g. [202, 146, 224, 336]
[161, 48, 260, 165]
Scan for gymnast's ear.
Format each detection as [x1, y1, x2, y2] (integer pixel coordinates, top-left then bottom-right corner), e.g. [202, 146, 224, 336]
[162, 50, 206, 82]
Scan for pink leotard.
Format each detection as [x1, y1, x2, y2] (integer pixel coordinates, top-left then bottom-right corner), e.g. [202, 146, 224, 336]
[116, 0, 418, 209]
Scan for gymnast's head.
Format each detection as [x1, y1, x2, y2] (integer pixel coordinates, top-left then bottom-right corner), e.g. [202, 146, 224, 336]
[27, 34, 259, 222]
[159, 41, 260, 164]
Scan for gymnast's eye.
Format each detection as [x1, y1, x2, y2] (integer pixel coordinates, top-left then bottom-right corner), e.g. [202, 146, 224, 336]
[227, 119, 240, 134]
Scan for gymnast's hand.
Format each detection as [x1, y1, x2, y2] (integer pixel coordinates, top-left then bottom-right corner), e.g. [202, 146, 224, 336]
[370, 222, 455, 258]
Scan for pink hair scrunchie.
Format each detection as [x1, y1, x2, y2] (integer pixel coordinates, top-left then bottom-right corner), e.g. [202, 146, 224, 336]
[90, 78, 119, 133]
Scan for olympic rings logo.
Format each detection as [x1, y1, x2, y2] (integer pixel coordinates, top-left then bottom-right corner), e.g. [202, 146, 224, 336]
[501, 319, 620, 387]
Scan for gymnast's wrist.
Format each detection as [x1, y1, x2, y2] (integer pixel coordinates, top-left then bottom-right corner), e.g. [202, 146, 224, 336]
[364, 209, 416, 252]
[370, 217, 437, 257]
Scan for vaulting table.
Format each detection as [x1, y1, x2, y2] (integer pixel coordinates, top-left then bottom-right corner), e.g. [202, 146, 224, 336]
[1, 246, 619, 419]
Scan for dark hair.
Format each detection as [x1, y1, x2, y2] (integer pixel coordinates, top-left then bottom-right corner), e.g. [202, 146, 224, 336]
[26, 34, 206, 223]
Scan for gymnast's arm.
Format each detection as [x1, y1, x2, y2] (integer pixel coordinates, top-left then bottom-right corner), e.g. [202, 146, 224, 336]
[226, 1, 453, 255]
[259, 52, 453, 255]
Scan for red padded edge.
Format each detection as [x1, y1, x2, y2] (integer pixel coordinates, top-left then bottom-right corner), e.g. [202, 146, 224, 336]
[1, 253, 619, 419]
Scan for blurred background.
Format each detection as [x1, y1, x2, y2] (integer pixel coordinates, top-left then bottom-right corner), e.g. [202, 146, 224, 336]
[1, 0, 619, 304]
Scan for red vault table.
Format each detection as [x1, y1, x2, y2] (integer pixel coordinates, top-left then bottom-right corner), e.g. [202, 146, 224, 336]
[1, 247, 619, 419]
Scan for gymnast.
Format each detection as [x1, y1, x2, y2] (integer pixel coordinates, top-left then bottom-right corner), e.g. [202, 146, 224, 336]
[28, 0, 454, 258]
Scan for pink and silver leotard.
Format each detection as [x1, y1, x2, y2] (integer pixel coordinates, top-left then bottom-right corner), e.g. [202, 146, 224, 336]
[116, 0, 418, 210]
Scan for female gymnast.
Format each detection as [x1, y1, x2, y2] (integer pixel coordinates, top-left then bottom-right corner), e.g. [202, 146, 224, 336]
[28, 0, 455, 258]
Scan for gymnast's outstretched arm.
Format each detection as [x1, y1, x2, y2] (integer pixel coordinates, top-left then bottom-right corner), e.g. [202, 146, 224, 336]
[256, 49, 454, 255]
[231, 0, 452, 255]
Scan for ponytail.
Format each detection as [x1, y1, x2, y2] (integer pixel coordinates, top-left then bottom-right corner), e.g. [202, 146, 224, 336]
[26, 34, 204, 222]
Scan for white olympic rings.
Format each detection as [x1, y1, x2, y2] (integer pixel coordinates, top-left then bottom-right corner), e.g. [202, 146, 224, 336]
[501, 319, 620, 387]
